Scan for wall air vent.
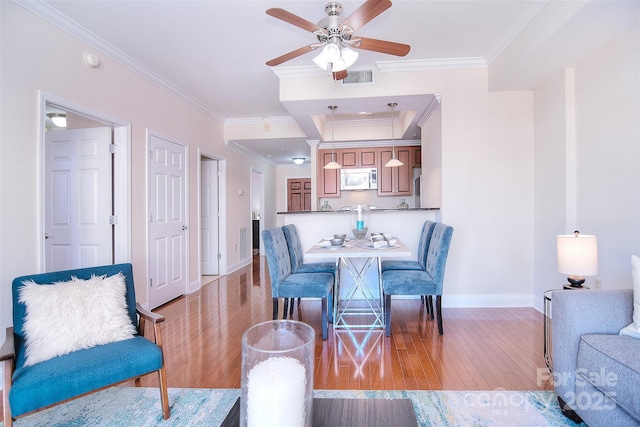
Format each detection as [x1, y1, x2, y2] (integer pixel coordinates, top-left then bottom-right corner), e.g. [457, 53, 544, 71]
[342, 69, 374, 85]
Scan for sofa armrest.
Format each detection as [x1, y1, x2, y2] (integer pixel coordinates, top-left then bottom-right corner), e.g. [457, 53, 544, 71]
[136, 303, 165, 348]
[552, 289, 633, 400]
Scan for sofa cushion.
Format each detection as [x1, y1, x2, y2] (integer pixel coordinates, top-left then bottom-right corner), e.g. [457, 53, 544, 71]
[577, 334, 640, 421]
[620, 254, 640, 338]
[10, 336, 163, 417]
[18, 273, 136, 366]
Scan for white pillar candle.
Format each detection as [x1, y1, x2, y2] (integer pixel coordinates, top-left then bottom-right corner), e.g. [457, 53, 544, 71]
[247, 356, 307, 427]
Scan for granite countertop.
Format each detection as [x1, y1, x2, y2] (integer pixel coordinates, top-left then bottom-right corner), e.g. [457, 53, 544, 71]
[277, 208, 440, 215]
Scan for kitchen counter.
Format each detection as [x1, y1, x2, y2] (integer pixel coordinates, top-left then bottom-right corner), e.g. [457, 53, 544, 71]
[277, 207, 439, 215]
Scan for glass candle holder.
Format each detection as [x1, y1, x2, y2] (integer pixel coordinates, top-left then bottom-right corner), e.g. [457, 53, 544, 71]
[241, 320, 315, 427]
[351, 204, 370, 240]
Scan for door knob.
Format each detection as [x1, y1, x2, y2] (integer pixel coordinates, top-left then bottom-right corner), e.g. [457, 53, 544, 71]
[44, 233, 50, 239]
[182, 225, 188, 231]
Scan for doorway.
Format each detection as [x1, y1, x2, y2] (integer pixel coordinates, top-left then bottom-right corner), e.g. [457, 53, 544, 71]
[200, 156, 220, 275]
[250, 169, 264, 256]
[40, 93, 131, 272]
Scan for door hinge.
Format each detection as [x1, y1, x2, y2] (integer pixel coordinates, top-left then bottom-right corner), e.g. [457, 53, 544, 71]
[149, 150, 153, 160]
[150, 278, 153, 287]
[109, 215, 117, 225]
[109, 143, 118, 154]
[149, 214, 153, 223]
[217, 253, 222, 260]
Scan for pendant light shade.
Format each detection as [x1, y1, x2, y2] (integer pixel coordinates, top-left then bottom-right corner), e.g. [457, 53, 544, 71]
[324, 105, 342, 170]
[385, 102, 404, 168]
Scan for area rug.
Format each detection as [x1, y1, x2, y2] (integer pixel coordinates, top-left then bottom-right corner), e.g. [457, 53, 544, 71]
[3, 387, 585, 426]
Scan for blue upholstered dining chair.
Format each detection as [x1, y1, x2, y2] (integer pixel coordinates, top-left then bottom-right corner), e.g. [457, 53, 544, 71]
[380, 220, 437, 318]
[262, 227, 334, 340]
[282, 224, 337, 317]
[382, 222, 454, 336]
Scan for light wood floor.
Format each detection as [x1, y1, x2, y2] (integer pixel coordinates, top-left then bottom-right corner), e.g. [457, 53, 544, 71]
[137, 254, 552, 391]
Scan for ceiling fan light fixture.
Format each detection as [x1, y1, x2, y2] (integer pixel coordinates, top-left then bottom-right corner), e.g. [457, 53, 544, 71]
[341, 46, 359, 67]
[323, 43, 341, 63]
[313, 50, 330, 70]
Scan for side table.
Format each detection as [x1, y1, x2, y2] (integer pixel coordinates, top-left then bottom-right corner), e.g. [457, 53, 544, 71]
[543, 285, 590, 372]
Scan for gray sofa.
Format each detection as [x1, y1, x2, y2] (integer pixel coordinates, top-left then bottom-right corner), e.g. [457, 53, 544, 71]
[552, 289, 640, 426]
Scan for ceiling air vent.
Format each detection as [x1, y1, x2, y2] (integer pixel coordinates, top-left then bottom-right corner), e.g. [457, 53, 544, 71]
[342, 70, 374, 85]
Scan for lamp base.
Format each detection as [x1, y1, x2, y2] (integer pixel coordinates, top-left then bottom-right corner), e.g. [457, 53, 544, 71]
[567, 275, 586, 287]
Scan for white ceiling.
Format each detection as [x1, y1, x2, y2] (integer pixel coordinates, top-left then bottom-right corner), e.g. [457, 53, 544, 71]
[28, 0, 637, 164]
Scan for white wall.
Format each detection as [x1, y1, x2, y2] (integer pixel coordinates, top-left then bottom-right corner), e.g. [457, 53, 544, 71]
[279, 67, 535, 307]
[532, 23, 640, 307]
[0, 3, 277, 332]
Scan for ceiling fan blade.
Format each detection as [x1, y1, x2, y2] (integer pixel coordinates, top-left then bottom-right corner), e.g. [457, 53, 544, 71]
[357, 37, 410, 57]
[266, 8, 322, 34]
[341, 0, 392, 32]
[266, 45, 315, 67]
[333, 70, 348, 81]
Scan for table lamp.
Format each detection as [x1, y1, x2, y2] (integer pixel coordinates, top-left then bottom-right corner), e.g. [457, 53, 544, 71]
[557, 230, 598, 288]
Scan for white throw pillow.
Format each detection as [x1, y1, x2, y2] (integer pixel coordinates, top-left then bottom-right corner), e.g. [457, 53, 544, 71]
[620, 255, 640, 338]
[19, 272, 137, 366]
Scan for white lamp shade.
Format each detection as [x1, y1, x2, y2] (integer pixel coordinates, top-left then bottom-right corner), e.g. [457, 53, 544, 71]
[384, 157, 404, 168]
[313, 51, 330, 70]
[557, 234, 598, 276]
[322, 43, 341, 63]
[323, 161, 342, 169]
[341, 47, 359, 67]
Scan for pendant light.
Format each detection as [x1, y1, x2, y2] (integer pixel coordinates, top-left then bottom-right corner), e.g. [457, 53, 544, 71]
[384, 102, 404, 168]
[324, 105, 342, 169]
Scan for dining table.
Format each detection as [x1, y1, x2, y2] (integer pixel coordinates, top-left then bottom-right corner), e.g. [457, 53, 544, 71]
[306, 237, 411, 330]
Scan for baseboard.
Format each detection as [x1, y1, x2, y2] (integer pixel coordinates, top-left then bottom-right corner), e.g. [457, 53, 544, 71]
[226, 258, 252, 274]
[439, 294, 535, 308]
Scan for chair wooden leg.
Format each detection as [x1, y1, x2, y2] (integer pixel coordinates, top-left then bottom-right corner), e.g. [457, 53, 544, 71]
[3, 359, 13, 427]
[282, 298, 290, 319]
[272, 298, 279, 320]
[157, 366, 170, 419]
[321, 297, 328, 340]
[436, 295, 443, 335]
[385, 294, 392, 336]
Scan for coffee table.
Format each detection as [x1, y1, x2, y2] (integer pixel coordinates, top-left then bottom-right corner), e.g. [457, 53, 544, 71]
[221, 397, 419, 427]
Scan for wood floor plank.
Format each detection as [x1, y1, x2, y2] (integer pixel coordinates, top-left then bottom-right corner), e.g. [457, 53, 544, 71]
[129, 254, 552, 393]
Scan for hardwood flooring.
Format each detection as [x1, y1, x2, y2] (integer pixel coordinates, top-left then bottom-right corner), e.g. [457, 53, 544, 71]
[137, 255, 552, 392]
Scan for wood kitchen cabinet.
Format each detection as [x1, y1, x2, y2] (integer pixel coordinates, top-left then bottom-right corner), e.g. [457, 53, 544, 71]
[317, 149, 340, 198]
[378, 146, 412, 196]
[413, 146, 421, 167]
[338, 147, 378, 168]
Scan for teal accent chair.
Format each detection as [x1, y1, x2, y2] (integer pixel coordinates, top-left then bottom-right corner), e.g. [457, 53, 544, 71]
[1, 263, 169, 426]
[381, 220, 437, 318]
[282, 224, 337, 318]
[262, 227, 334, 340]
[382, 223, 454, 336]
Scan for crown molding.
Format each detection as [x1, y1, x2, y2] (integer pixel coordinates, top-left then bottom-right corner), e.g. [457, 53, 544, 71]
[16, 0, 224, 123]
[484, 0, 548, 65]
[226, 140, 277, 166]
[225, 116, 296, 126]
[416, 95, 442, 128]
[376, 57, 487, 72]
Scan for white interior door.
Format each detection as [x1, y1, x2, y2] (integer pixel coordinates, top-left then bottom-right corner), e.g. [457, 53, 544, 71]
[201, 158, 219, 275]
[45, 127, 113, 271]
[148, 133, 187, 309]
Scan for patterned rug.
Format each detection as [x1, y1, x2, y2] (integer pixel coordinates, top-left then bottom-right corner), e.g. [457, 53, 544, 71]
[4, 387, 585, 426]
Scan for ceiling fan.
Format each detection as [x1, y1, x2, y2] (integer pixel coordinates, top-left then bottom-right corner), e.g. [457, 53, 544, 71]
[266, 0, 410, 80]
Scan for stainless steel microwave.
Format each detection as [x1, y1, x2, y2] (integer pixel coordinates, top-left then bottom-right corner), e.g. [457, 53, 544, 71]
[340, 168, 378, 190]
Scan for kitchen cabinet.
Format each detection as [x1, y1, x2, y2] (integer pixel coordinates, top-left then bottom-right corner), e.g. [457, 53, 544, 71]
[317, 149, 340, 198]
[338, 148, 378, 168]
[413, 146, 421, 167]
[378, 146, 412, 196]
